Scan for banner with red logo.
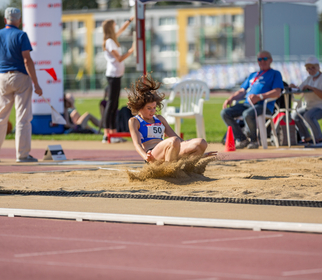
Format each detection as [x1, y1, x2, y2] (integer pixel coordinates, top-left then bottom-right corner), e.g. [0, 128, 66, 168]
[22, 0, 63, 115]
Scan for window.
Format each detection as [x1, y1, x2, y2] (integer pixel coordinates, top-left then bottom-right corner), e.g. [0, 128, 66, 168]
[188, 43, 195, 52]
[232, 14, 244, 32]
[232, 15, 243, 25]
[205, 16, 217, 26]
[79, 46, 85, 55]
[95, 20, 103, 28]
[160, 44, 176, 52]
[159, 17, 176, 26]
[78, 21, 84, 29]
[95, 46, 102, 55]
[188, 17, 195, 26]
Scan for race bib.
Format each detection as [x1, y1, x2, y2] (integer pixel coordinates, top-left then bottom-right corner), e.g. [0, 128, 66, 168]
[147, 124, 164, 139]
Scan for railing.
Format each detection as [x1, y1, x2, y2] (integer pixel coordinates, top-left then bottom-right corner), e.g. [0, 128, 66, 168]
[63, 72, 174, 92]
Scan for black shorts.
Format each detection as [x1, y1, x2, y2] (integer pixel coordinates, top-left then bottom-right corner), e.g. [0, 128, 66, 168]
[144, 147, 154, 164]
[146, 147, 154, 153]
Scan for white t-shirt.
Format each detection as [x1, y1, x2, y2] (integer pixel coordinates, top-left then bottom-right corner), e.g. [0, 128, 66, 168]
[299, 73, 322, 110]
[104, 39, 125, 78]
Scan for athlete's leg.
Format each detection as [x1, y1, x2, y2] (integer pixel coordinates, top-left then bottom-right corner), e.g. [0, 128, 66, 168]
[77, 112, 100, 129]
[150, 137, 181, 162]
[178, 138, 207, 158]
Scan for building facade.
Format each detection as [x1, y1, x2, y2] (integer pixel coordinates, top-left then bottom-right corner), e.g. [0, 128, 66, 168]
[61, 3, 319, 90]
[245, 3, 319, 59]
[62, 5, 244, 79]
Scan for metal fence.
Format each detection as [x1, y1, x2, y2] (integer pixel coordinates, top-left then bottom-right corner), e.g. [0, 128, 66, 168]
[63, 72, 173, 92]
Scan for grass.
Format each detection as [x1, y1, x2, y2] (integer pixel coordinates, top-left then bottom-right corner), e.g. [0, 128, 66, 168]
[6, 96, 228, 143]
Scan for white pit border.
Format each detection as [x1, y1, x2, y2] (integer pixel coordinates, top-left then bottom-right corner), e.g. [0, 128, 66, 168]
[1, 208, 322, 233]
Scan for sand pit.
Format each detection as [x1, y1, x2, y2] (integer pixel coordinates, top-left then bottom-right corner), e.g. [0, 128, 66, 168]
[1, 156, 322, 201]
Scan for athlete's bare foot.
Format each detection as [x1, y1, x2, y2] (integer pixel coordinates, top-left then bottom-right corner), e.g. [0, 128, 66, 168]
[203, 151, 217, 158]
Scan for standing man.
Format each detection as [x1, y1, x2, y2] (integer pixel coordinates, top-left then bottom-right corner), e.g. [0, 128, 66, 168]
[221, 51, 284, 149]
[0, 7, 43, 162]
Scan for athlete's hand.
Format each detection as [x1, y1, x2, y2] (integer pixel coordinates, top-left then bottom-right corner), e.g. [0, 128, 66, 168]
[146, 150, 155, 163]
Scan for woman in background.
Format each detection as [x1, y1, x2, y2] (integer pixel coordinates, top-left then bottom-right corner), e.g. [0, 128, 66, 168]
[64, 93, 100, 133]
[102, 17, 134, 143]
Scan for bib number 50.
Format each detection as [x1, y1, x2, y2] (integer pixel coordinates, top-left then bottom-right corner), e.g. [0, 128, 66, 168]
[153, 127, 162, 134]
[147, 125, 164, 138]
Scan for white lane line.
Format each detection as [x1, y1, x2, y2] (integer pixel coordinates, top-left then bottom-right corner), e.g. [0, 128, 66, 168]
[0, 257, 289, 280]
[15, 246, 126, 258]
[182, 234, 283, 244]
[192, 277, 219, 280]
[2, 208, 322, 233]
[99, 167, 139, 172]
[1, 233, 321, 257]
[282, 268, 322, 276]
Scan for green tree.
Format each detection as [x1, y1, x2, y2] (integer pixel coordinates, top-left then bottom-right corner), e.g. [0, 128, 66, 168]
[0, 0, 22, 29]
[0, 10, 4, 29]
[3, 0, 22, 10]
[62, 0, 98, 10]
[108, 0, 122, 9]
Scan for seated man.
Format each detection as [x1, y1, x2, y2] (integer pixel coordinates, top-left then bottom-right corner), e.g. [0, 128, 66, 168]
[220, 50, 284, 149]
[290, 56, 322, 144]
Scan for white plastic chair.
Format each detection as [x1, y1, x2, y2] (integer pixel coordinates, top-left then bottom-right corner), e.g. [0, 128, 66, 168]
[162, 80, 210, 140]
[256, 98, 280, 149]
[161, 85, 177, 125]
[291, 94, 316, 145]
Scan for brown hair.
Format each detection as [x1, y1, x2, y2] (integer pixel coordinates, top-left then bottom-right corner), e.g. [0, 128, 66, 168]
[102, 19, 120, 50]
[127, 74, 165, 115]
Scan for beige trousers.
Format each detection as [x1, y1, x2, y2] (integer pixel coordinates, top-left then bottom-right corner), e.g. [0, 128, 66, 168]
[0, 72, 33, 159]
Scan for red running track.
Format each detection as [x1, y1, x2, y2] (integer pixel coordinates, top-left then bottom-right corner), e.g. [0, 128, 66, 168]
[2, 147, 321, 162]
[1, 216, 322, 280]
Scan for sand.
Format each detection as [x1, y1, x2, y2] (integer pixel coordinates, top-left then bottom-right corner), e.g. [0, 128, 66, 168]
[1, 155, 322, 201]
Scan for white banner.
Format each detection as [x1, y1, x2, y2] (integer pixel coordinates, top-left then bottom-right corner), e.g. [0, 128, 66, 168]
[22, 0, 63, 115]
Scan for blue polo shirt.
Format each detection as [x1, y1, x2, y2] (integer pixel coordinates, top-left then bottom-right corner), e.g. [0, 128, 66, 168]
[0, 24, 32, 75]
[241, 69, 284, 112]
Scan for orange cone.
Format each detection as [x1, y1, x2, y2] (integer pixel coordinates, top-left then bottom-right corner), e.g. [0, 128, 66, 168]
[225, 126, 236, 152]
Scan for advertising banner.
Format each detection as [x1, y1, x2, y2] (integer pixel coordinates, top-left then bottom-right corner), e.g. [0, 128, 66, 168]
[22, 0, 63, 116]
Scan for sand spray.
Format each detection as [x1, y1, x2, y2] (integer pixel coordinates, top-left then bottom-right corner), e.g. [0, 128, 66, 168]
[127, 155, 218, 181]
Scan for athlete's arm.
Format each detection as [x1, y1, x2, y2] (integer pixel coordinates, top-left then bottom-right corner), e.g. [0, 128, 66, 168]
[128, 117, 149, 160]
[157, 115, 183, 142]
